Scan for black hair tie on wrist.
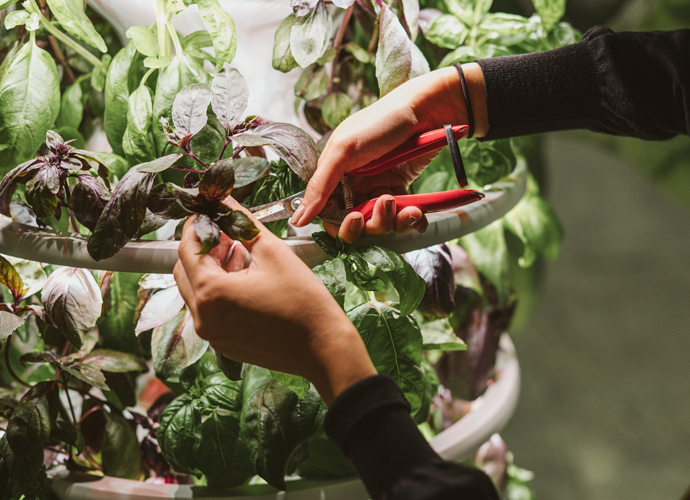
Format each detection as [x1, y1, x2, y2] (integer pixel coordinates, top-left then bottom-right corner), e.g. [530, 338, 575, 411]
[444, 124, 468, 187]
[453, 62, 475, 139]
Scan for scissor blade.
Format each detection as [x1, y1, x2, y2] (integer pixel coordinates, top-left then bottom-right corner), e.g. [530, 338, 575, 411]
[250, 191, 305, 223]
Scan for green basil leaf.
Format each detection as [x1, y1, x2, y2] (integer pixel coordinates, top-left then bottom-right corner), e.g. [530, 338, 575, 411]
[172, 83, 212, 138]
[473, 0, 493, 24]
[460, 220, 510, 306]
[0, 311, 24, 348]
[123, 85, 156, 165]
[125, 25, 159, 58]
[158, 394, 201, 475]
[153, 54, 210, 157]
[101, 413, 142, 478]
[50, 420, 85, 454]
[269, 370, 311, 399]
[461, 138, 516, 186]
[233, 156, 269, 188]
[70, 175, 111, 231]
[356, 246, 425, 315]
[82, 349, 148, 373]
[6, 381, 58, 493]
[419, 317, 466, 351]
[290, 1, 331, 68]
[348, 302, 425, 418]
[294, 63, 327, 101]
[232, 123, 318, 184]
[240, 365, 326, 490]
[42, 267, 102, 349]
[193, 214, 221, 254]
[292, 0, 319, 17]
[56, 79, 83, 130]
[135, 285, 186, 334]
[132, 153, 184, 173]
[4, 10, 30, 30]
[297, 435, 357, 479]
[195, 0, 237, 70]
[0, 255, 24, 304]
[312, 257, 346, 308]
[104, 43, 137, 157]
[45, 0, 107, 52]
[321, 92, 351, 129]
[215, 210, 259, 241]
[426, 14, 469, 49]
[4, 256, 46, 299]
[152, 309, 208, 379]
[87, 170, 157, 261]
[532, 0, 566, 31]
[402, 0, 420, 40]
[143, 55, 171, 69]
[90, 53, 111, 92]
[376, 5, 429, 97]
[199, 158, 234, 201]
[439, 43, 511, 67]
[272, 14, 299, 73]
[211, 66, 248, 132]
[0, 42, 60, 176]
[503, 191, 563, 267]
[345, 252, 385, 291]
[478, 13, 530, 46]
[181, 30, 213, 51]
[344, 42, 369, 63]
[97, 271, 143, 354]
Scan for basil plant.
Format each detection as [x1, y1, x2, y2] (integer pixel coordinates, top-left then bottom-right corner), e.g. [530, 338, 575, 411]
[0, 0, 573, 497]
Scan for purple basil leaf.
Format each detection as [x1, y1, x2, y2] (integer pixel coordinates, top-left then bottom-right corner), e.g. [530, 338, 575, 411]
[147, 391, 177, 425]
[134, 211, 169, 239]
[148, 183, 194, 219]
[183, 171, 200, 188]
[474, 434, 509, 492]
[0, 255, 25, 305]
[25, 164, 62, 218]
[87, 170, 157, 261]
[101, 412, 142, 479]
[172, 83, 213, 138]
[0, 158, 42, 216]
[233, 156, 269, 188]
[211, 66, 248, 132]
[135, 285, 186, 335]
[46, 130, 64, 152]
[71, 175, 112, 231]
[232, 123, 317, 184]
[173, 187, 207, 215]
[406, 244, 456, 319]
[0, 311, 25, 347]
[199, 159, 234, 202]
[291, 2, 331, 67]
[152, 309, 208, 380]
[42, 267, 103, 349]
[82, 349, 148, 373]
[194, 214, 221, 254]
[61, 362, 110, 391]
[331, 0, 354, 7]
[132, 153, 184, 174]
[20, 351, 59, 364]
[292, 0, 319, 16]
[215, 210, 259, 241]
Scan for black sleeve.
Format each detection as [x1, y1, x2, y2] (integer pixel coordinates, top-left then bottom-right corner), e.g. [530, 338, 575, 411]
[324, 375, 499, 500]
[475, 27, 690, 140]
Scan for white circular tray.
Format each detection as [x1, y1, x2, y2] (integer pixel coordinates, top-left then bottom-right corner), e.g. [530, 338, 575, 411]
[0, 172, 525, 273]
[50, 333, 519, 500]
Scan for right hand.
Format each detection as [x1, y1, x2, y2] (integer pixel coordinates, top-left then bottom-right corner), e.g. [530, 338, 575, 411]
[290, 64, 488, 243]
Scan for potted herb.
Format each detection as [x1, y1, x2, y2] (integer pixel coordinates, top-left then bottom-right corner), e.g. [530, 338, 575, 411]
[0, 0, 571, 498]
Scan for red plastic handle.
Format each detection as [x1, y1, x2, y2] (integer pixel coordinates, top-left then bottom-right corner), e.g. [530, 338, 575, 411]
[350, 188, 484, 220]
[349, 125, 470, 177]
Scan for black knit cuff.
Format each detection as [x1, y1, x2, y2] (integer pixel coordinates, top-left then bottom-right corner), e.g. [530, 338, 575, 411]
[476, 30, 603, 140]
[325, 374, 409, 451]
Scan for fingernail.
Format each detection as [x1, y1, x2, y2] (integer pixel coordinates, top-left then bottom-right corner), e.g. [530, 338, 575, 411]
[383, 198, 394, 217]
[349, 216, 362, 232]
[407, 216, 419, 228]
[290, 204, 307, 226]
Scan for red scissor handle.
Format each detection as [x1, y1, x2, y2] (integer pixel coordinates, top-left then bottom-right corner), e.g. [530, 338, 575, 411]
[349, 125, 470, 177]
[350, 188, 484, 221]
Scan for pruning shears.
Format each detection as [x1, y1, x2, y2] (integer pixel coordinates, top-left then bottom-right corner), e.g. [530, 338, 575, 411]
[249, 125, 484, 226]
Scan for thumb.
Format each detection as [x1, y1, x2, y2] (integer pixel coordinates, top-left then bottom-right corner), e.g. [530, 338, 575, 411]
[291, 159, 344, 228]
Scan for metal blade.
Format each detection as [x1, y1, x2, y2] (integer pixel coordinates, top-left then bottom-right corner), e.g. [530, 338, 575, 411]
[250, 191, 305, 223]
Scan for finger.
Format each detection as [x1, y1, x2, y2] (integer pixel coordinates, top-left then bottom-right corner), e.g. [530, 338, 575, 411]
[414, 215, 429, 233]
[226, 242, 248, 272]
[394, 206, 424, 233]
[337, 212, 365, 244]
[173, 260, 197, 316]
[292, 165, 344, 228]
[210, 232, 235, 268]
[178, 216, 224, 284]
[363, 195, 396, 236]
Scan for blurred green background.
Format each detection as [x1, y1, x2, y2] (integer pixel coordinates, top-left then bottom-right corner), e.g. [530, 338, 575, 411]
[499, 1, 690, 498]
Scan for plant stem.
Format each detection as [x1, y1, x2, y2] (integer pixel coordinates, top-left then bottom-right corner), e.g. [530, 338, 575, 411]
[156, 0, 172, 60]
[63, 376, 78, 423]
[367, 12, 381, 54]
[169, 165, 206, 174]
[218, 139, 231, 162]
[187, 152, 209, 169]
[48, 35, 76, 84]
[28, 0, 104, 69]
[231, 146, 245, 159]
[328, 5, 354, 94]
[3, 334, 30, 388]
[166, 21, 184, 57]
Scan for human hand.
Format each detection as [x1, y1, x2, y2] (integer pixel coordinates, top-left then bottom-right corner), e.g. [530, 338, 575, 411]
[290, 64, 488, 243]
[173, 203, 377, 405]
